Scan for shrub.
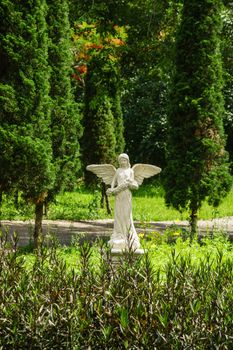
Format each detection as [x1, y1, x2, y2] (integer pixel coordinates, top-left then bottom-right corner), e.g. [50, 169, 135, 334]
[0, 232, 233, 349]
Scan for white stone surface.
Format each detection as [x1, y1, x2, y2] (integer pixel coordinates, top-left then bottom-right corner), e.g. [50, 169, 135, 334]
[86, 153, 161, 251]
[110, 248, 145, 255]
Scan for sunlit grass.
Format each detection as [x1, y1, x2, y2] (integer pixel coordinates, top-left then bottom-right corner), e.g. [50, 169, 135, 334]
[48, 184, 233, 222]
[1, 182, 233, 222]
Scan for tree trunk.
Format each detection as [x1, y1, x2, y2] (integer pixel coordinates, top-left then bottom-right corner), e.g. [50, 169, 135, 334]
[43, 201, 49, 217]
[190, 205, 198, 241]
[34, 201, 44, 248]
[0, 189, 2, 228]
[101, 183, 105, 208]
[105, 192, 111, 215]
[101, 183, 111, 215]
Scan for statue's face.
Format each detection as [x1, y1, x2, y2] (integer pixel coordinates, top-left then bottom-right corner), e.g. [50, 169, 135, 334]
[119, 158, 128, 168]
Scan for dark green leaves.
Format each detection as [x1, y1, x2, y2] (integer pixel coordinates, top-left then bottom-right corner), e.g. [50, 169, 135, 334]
[163, 0, 232, 233]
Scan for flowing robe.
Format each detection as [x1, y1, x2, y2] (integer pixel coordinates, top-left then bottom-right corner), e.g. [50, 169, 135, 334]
[108, 167, 140, 250]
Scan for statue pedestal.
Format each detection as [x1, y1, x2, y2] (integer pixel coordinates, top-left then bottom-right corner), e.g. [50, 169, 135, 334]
[110, 248, 145, 266]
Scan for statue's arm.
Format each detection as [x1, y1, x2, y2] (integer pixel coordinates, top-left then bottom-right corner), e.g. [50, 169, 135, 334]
[107, 170, 131, 195]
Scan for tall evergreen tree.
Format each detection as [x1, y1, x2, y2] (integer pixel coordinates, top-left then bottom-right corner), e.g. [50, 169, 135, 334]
[0, 0, 55, 245]
[72, 19, 125, 211]
[81, 45, 124, 188]
[163, 0, 232, 235]
[82, 57, 117, 175]
[46, 0, 82, 199]
[82, 53, 118, 212]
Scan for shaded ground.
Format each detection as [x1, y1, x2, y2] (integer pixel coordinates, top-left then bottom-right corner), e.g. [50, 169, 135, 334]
[1, 217, 233, 246]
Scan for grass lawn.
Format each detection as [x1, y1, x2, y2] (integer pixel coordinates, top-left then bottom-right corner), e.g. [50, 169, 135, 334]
[1, 182, 233, 222]
[33, 183, 233, 221]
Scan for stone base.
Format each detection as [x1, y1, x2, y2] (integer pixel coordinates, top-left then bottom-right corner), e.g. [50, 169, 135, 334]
[110, 248, 145, 256]
[110, 248, 146, 266]
[108, 238, 140, 251]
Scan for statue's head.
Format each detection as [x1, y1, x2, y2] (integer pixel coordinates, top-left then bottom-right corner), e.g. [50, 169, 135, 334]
[118, 153, 130, 168]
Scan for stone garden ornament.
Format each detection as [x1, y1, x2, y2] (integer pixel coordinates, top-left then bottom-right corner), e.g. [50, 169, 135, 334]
[87, 153, 161, 251]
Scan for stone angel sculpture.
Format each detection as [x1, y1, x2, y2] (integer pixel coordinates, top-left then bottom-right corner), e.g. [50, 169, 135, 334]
[86, 153, 161, 251]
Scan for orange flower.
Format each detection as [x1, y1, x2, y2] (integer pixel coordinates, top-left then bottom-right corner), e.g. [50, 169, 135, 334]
[71, 73, 82, 81]
[110, 38, 124, 46]
[74, 65, 87, 74]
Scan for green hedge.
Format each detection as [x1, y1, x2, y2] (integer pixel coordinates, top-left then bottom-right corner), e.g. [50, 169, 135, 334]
[0, 234, 233, 349]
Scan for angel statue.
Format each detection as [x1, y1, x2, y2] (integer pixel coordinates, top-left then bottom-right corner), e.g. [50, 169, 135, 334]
[86, 153, 161, 251]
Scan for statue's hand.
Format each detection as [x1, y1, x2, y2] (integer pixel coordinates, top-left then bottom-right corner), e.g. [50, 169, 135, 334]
[128, 179, 139, 190]
[123, 180, 131, 189]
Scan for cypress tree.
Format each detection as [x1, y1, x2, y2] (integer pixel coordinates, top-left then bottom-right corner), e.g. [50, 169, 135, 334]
[0, 0, 55, 245]
[82, 54, 117, 191]
[46, 0, 82, 199]
[81, 45, 124, 183]
[81, 43, 125, 212]
[163, 0, 232, 235]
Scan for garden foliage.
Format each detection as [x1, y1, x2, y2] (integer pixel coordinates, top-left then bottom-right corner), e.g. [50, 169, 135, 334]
[0, 0, 82, 245]
[46, 0, 83, 196]
[163, 0, 232, 234]
[0, 233, 232, 349]
[0, 0, 55, 200]
[74, 22, 125, 186]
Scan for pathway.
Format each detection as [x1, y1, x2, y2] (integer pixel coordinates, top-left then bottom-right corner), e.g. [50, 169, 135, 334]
[1, 217, 233, 246]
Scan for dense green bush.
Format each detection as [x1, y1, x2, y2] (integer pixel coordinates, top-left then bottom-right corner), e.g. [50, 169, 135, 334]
[0, 233, 233, 349]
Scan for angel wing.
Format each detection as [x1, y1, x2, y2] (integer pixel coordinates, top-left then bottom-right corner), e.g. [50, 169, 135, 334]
[132, 164, 161, 186]
[86, 164, 116, 185]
